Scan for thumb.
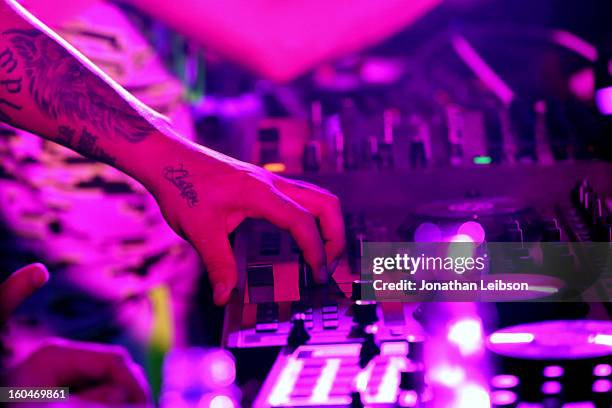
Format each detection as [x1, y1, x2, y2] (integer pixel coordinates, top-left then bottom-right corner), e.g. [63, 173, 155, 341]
[192, 226, 237, 306]
[0, 263, 49, 322]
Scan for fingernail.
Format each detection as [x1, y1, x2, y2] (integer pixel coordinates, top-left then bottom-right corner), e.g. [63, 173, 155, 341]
[31, 264, 49, 287]
[213, 283, 227, 305]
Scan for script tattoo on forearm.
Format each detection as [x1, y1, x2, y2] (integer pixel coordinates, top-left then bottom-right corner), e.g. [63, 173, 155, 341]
[163, 164, 199, 207]
[0, 28, 155, 142]
[58, 125, 116, 165]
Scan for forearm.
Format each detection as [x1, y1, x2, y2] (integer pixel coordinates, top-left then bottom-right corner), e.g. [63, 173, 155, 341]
[0, 0, 198, 192]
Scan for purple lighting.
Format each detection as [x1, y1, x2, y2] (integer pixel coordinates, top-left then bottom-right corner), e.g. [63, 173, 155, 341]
[541, 381, 562, 395]
[490, 374, 519, 389]
[593, 364, 612, 377]
[543, 365, 564, 379]
[429, 365, 466, 387]
[447, 318, 484, 356]
[457, 221, 486, 244]
[490, 390, 517, 406]
[592, 379, 612, 393]
[595, 86, 612, 115]
[201, 349, 236, 389]
[414, 222, 442, 242]
[455, 383, 490, 408]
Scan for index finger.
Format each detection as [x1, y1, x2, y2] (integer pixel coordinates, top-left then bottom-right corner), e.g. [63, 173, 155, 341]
[276, 179, 346, 270]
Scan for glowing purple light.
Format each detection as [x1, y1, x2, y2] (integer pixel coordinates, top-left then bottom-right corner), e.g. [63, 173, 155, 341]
[541, 381, 562, 395]
[450, 234, 474, 243]
[447, 318, 484, 355]
[457, 221, 486, 244]
[490, 374, 519, 389]
[455, 383, 490, 408]
[201, 349, 236, 389]
[543, 365, 564, 378]
[595, 86, 612, 115]
[489, 332, 534, 344]
[592, 379, 612, 393]
[429, 365, 466, 387]
[593, 364, 612, 377]
[490, 390, 517, 406]
[414, 222, 442, 242]
[199, 394, 235, 408]
[398, 390, 418, 407]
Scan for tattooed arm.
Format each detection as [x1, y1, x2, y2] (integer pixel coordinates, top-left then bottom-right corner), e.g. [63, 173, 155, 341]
[0, 0, 345, 305]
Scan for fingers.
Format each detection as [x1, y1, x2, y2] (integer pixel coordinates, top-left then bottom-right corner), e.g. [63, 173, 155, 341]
[275, 179, 346, 272]
[248, 187, 328, 283]
[26, 340, 150, 405]
[190, 222, 237, 306]
[0, 263, 49, 323]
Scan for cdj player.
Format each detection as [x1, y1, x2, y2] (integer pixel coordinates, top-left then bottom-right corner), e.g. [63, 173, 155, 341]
[222, 163, 612, 408]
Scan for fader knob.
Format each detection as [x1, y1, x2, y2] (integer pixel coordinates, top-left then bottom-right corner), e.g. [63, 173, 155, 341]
[353, 300, 378, 326]
[350, 391, 364, 408]
[407, 335, 425, 363]
[400, 368, 425, 393]
[351, 280, 375, 301]
[359, 331, 380, 368]
[287, 314, 310, 349]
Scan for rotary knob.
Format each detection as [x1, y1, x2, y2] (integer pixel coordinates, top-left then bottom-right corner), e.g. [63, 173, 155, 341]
[287, 314, 310, 349]
[352, 300, 378, 326]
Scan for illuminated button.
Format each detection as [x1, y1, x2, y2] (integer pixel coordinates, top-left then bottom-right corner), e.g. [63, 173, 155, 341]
[322, 305, 338, 313]
[323, 312, 338, 321]
[594, 364, 612, 377]
[490, 374, 519, 390]
[323, 320, 339, 330]
[543, 365, 564, 379]
[490, 390, 518, 408]
[255, 322, 278, 332]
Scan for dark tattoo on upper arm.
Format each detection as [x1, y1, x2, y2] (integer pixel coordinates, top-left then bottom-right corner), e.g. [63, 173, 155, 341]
[163, 164, 199, 207]
[58, 125, 116, 165]
[2, 29, 155, 142]
[0, 47, 23, 122]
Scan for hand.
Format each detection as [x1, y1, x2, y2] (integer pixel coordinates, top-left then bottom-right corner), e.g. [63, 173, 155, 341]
[0, 263, 49, 324]
[151, 146, 346, 305]
[8, 339, 151, 407]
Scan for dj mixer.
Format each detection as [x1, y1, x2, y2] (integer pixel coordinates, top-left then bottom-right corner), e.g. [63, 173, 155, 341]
[222, 163, 612, 408]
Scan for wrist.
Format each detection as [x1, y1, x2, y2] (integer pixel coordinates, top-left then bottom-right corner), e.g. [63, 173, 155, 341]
[117, 129, 194, 196]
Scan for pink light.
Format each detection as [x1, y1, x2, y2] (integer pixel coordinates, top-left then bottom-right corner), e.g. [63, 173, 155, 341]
[551, 30, 598, 62]
[595, 86, 612, 115]
[543, 365, 564, 379]
[199, 394, 235, 408]
[489, 332, 534, 344]
[589, 333, 612, 346]
[490, 390, 517, 406]
[457, 221, 486, 244]
[398, 390, 418, 407]
[429, 365, 466, 387]
[541, 381, 562, 395]
[452, 35, 514, 105]
[455, 383, 490, 408]
[450, 234, 474, 243]
[201, 349, 236, 389]
[414, 222, 442, 242]
[593, 364, 612, 377]
[490, 374, 519, 389]
[592, 379, 612, 393]
[447, 318, 484, 356]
